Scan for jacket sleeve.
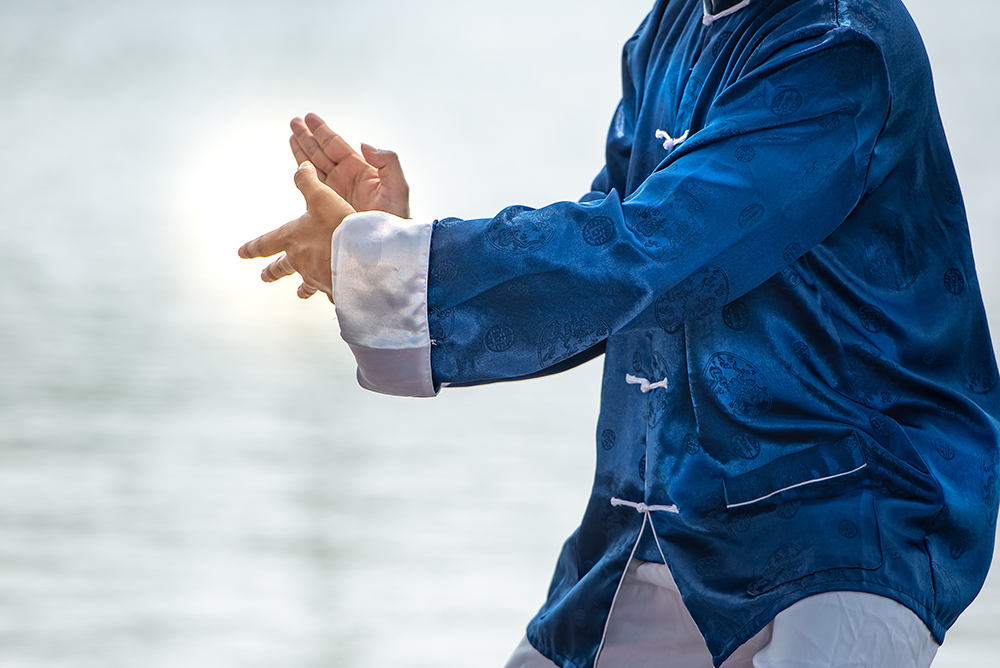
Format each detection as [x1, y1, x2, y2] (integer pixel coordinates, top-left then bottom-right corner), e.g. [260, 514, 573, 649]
[334, 27, 891, 396]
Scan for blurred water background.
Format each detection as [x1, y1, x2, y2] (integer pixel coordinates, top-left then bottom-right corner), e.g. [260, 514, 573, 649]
[0, 1, 997, 666]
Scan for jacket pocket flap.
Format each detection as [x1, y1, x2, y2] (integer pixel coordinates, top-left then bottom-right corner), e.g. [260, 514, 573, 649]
[724, 432, 867, 509]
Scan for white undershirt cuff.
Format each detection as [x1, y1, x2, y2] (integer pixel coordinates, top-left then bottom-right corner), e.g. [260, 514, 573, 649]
[331, 210, 436, 397]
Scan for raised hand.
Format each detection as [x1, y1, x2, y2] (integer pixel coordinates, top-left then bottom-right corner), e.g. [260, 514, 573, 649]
[238, 161, 356, 301]
[290, 112, 410, 218]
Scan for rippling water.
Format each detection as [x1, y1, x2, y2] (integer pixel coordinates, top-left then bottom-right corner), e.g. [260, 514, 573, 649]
[1, 1, 997, 666]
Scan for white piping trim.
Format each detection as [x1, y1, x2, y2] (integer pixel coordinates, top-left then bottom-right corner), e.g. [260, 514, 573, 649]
[654, 129, 689, 151]
[593, 510, 647, 668]
[703, 0, 751, 26]
[594, 497, 679, 667]
[725, 463, 868, 509]
[625, 373, 669, 393]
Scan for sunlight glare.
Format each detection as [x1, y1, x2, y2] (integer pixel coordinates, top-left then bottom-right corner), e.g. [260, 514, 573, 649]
[169, 111, 330, 325]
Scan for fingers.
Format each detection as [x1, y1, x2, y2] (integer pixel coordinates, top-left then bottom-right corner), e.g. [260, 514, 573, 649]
[289, 134, 328, 182]
[293, 161, 329, 202]
[303, 112, 357, 164]
[298, 282, 335, 304]
[262, 254, 295, 283]
[360, 143, 409, 195]
[360, 143, 411, 217]
[238, 226, 287, 259]
[290, 117, 338, 175]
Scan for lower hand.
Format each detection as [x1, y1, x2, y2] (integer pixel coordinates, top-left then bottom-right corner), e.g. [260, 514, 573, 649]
[238, 161, 356, 301]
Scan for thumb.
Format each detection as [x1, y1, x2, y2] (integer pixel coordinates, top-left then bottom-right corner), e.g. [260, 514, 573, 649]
[360, 144, 409, 195]
[293, 160, 326, 201]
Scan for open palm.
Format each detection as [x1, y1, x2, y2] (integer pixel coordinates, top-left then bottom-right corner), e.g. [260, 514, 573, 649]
[290, 113, 410, 218]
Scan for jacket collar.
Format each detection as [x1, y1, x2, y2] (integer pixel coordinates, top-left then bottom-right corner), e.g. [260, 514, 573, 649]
[702, 0, 751, 25]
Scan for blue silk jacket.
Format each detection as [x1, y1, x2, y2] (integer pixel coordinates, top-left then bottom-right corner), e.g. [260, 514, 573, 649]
[420, 0, 1000, 665]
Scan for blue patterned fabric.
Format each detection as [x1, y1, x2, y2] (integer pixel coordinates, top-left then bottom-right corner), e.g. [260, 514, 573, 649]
[425, 0, 1000, 665]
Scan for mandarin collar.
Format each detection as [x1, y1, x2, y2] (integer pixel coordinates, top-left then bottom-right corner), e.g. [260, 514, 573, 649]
[703, 0, 751, 25]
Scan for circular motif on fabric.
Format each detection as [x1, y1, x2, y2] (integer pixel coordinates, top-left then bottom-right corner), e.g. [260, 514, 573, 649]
[688, 77, 704, 97]
[885, 540, 902, 560]
[638, 453, 647, 482]
[771, 87, 803, 116]
[432, 259, 458, 283]
[732, 514, 752, 533]
[858, 304, 888, 333]
[485, 205, 555, 254]
[844, 345, 903, 409]
[731, 433, 761, 460]
[582, 215, 616, 246]
[601, 429, 617, 451]
[934, 438, 956, 461]
[792, 341, 811, 361]
[738, 203, 765, 229]
[684, 433, 701, 455]
[428, 307, 454, 342]
[627, 191, 703, 262]
[748, 544, 805, 596]
[484, 324, 515, 352]
[944, 181, 962, 205]
[537, 316, 610, 367]
[786, 156, 838, 210]
[868, 412, 898, 437]
[655, 266, 730, 333]
[640, 151, 656, 175]
[962, 319, 1000, 394]
[722, 300, 750, 332]
[818, 113, 843, 130]
[632, 351, 644, 374]
[983, 451, 1000, 505]
[735, 145, 756, 163]
[706, 353, 773, 419]
[964, 364, 999, 395]
[936, 402, 958, 420]
[865, 213, 923, 291]
[838, 520, 859, 539]
[507, 281, 529, 296]
[944, 268, 966, 295]
[923, 350, 939, 365]
[776, 501, 801, 519]
[783, 243, 802, 264]
[697, 557, 722, 578]
[712, 31, 733, 59]
[780, 266, 802, 288]
[708, 120, 746, 142]
[434, 217, 464, 227]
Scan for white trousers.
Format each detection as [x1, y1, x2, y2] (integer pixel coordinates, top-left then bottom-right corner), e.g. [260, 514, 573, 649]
[505, 560, 938, 668]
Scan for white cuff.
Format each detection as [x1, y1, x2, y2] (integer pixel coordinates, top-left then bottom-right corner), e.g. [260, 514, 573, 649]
[331, 211, 436, 397]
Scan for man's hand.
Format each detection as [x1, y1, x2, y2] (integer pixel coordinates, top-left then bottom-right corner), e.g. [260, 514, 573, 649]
[238, 161, 356, 301]
[290, 112, 410, 218]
